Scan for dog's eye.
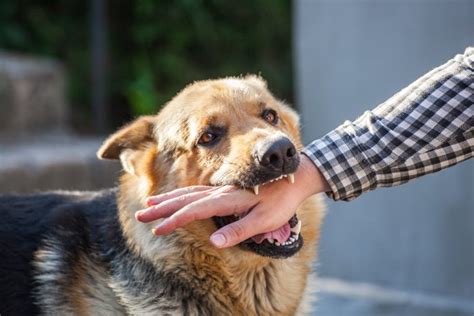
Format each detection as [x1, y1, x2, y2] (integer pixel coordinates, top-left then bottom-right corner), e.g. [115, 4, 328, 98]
[198, 132, 219, 146]
[197, 126, 226, 147]
[261, 109, 279, 125]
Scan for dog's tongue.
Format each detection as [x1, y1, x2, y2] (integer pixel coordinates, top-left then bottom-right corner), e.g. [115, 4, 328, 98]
[251, 223, 291, 244]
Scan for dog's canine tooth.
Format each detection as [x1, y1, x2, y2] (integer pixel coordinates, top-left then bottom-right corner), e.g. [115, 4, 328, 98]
[275, 242, 281, 246]
[253, 185, 259, 195]
[296, 220, 302, 235]
[268, 238, 274, 244]
[288, 173, 295, 184]
[290, 220, 302, 235]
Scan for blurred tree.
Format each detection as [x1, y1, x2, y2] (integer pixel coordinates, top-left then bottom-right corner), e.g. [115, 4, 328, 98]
[0, 0, 293, 132]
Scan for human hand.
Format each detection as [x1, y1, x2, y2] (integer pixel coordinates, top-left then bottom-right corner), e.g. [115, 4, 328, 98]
[135, 154, 329, 248]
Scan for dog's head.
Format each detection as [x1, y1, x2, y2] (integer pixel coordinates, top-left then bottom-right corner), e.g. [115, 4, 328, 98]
[98, 75, 309, 259]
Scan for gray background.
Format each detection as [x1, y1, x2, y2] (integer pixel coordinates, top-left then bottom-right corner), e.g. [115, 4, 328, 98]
[294, 0, 473, 314]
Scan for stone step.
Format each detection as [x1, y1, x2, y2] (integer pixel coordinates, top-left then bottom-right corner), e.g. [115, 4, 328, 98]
[0, 136, 120, 193]
[0, 52, 69, 137]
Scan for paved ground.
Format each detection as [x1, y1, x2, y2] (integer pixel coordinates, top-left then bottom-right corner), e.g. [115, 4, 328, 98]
[313, 277, 474, 316]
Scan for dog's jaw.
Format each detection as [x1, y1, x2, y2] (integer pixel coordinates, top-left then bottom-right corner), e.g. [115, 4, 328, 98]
[117, 169, 324, 313]
[212, 213, 304, 259]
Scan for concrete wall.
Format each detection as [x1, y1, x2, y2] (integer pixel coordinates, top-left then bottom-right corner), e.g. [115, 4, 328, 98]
[0, 52, 69, 137]
[294, 0, 473, 304]
[0, 52, 119, 194]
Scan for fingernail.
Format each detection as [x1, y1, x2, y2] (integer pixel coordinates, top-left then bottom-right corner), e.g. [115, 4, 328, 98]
[210, 234, 226, 247]
[135, 211, 143, 220]
[147, 195, 164, 206]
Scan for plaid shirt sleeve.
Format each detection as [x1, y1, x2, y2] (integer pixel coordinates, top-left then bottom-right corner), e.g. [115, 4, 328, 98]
[302, 47, 474, 201]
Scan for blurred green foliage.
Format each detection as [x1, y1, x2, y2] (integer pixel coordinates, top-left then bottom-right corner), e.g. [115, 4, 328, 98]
[0, 0, 293, 131]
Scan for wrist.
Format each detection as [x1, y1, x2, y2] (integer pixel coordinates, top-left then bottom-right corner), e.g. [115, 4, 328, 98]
[295, 154, 330, 198]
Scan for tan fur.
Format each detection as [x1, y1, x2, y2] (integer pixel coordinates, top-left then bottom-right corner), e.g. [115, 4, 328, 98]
[99, 75, 324, 315]
[68, 256, 127, 316]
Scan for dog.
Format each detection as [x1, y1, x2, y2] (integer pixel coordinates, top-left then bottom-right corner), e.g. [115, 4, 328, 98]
[0, 75, 324, 315]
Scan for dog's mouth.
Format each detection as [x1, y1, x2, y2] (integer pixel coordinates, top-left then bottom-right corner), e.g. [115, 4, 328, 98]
[212, 173, 303, 259]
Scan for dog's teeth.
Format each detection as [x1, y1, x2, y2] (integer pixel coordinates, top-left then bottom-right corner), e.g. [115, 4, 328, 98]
[268, 238, 274, 244]
[290, 220, 302, 235]
[275, 242, 281, 246]
[290, 237, 295, 242]
[253, 185, 259, 195]
[288, 173, 295, 184]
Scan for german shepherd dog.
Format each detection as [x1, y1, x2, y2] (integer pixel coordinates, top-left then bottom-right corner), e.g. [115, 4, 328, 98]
[0, 76, 324, 315]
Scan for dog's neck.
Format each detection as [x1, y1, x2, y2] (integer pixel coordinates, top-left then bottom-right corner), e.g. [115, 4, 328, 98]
[116, 173, 316, 315]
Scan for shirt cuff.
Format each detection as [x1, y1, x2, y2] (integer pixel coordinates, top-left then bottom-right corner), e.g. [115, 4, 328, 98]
[302, 122, 378, 201]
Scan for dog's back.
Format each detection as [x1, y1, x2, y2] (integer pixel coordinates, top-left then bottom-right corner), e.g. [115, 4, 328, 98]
[0, 190, 117, 315]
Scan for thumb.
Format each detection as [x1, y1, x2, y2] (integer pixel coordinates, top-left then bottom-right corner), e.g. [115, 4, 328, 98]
[210, 211, 264, 248]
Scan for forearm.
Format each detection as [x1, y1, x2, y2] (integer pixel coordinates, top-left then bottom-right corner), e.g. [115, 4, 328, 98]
[303, 47, 474, 201]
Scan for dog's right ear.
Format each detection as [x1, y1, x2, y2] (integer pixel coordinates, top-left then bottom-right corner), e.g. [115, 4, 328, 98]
[97, 116, 156, 175]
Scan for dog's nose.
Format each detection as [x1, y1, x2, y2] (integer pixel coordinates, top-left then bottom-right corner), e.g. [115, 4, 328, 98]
[255, 137, 298, 172]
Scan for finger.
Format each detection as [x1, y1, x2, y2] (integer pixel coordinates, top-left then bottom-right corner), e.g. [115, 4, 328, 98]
[136, 190, 214, 222]
[209, 209, 266, 248]
[146, 186, 214, 206]
[153, 189, 255, 235]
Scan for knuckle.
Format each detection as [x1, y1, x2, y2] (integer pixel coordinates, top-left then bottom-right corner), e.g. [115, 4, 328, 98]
[208, 192, 223, 202]
[145, 205, 158, 216]
[227, 221, 246, 239]
[169, 213, 184, 226]
[218, 185, 236, 194]
[176, 194, 189, 203]
[178, 206, 197, 223]
[185, 187, 196, 194]
[205, 191, 224, 204]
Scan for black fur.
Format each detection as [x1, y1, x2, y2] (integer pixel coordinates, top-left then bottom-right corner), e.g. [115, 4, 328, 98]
[0, 190, 213, 315]
[0, 190, 114, 315]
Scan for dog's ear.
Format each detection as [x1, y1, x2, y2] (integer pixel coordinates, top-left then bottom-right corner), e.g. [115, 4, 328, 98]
[97, 116, 156, 175]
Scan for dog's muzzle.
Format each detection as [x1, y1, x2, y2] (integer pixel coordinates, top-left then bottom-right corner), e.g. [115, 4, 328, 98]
[213, 136, 304, 259]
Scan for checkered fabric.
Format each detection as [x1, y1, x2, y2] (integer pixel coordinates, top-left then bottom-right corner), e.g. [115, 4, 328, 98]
[302, 47, 474, 201]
